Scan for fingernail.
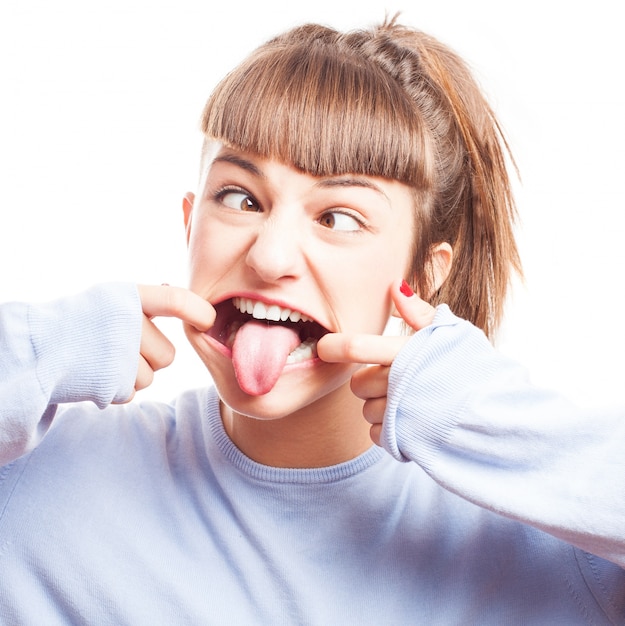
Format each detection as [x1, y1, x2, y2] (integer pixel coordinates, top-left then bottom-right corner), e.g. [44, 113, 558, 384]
[400, 279, 414, 297]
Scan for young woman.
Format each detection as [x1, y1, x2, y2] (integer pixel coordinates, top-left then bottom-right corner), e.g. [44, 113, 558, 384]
[1, 17, 623, 624]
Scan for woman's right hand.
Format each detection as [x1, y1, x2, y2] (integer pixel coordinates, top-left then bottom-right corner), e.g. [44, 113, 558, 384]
[132, 284, 215, 397]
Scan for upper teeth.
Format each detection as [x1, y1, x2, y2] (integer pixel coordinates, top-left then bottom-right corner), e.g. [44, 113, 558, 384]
[232, 297, 312, 323]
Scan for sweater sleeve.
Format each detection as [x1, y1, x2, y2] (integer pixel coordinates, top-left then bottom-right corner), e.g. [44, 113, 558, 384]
[0, 283, 142, 466]
[381, 305, 625, 567]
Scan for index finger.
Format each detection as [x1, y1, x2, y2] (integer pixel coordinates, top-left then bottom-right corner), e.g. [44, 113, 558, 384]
[138, 284, 215, 332]
[317, 332, 410, 366]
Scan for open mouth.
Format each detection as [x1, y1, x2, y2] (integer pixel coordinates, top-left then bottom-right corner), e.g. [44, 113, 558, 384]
[208, 297, 329, 363]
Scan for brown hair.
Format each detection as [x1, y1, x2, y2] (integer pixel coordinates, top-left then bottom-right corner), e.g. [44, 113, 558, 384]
[201, 16, 522, 338]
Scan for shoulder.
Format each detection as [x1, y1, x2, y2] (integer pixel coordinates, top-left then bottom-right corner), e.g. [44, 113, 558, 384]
[29, 386, 218, 465]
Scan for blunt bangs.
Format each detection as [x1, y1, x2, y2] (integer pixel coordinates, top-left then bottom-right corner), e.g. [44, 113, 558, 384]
[200, 36, 433, 190]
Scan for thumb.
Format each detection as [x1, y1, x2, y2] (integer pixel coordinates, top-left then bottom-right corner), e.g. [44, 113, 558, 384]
[391, 279, 437, 332]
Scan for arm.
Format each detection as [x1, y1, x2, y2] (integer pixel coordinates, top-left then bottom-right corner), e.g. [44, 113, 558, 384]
[318, 281, 625, 566]
[0, 283, 215, 466]
[384, 304, 625, 566]
[0, 284, 142, 465]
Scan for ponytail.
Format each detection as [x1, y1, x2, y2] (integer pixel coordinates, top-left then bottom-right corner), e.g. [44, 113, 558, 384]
[363, 18, 523, 337]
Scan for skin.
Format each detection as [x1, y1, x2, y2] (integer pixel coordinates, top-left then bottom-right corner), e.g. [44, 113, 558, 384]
[131, 144, 452, 468]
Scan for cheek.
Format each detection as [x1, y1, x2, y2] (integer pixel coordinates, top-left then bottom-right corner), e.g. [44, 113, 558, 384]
[365, 232, 415, 322]
[331, 246, 407, 333]
[186, 221, 249, 287]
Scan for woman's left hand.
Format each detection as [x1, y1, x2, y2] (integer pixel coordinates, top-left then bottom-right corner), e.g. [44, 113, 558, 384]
[317, 280, 436, 445]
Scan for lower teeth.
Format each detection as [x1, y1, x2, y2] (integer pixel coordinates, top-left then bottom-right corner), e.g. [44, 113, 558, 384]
[225, 322, 318, 363]
[286, 338, 317, 363]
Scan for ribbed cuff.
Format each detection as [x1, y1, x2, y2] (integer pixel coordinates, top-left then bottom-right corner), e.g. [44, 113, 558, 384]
[30, 283, 142, 408]
[381, 305, 499, 468]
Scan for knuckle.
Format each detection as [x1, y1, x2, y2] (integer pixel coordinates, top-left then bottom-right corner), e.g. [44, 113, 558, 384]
[361, 400, 376, 424]
[369, 424, 383, 446]
[159, 342, 176, 368]
[350, 373, 363, 396]
[135, 361, 154, 391]
[362, 397, 386, 424]
[165, 288, 188, 317]
[344, 334, 368, 361]
[150, 341, 175, 371]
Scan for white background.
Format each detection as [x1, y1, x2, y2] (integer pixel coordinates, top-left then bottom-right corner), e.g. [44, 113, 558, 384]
[1, 0, 623, 407]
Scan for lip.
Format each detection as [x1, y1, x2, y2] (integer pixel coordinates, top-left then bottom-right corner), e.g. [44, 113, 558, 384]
[204, 292, 331, 356]
[215, 292, 328, 327]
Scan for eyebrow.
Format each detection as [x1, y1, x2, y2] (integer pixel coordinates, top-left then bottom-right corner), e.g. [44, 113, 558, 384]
[211, 153, 389, 203]
[212, 153, 266, 179]
[315, 176, 385, 196]
[315, 177, 392, 209]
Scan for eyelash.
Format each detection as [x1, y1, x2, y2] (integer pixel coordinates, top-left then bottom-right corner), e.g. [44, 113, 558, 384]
[213, 185, 259, 207]
[212, 185, 369, 232]
[320, 209, 368, 230]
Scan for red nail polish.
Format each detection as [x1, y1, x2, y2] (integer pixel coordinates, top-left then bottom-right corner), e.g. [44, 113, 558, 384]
[400, 280, 414, 297]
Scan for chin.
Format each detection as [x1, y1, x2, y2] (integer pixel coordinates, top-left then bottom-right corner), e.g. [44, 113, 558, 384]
[217, 360, 356, 421]
[186, 328, 353, 420]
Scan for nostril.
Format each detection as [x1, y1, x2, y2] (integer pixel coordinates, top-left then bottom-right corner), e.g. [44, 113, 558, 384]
[245, 225, 302, 282]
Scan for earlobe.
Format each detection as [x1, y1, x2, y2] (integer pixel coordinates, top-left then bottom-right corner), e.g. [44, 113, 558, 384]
[182, 192, 195, 244]
[429, 242, 453, 292]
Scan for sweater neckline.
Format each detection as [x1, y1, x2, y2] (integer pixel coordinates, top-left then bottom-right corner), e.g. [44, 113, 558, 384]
[204, 387, 386, 484]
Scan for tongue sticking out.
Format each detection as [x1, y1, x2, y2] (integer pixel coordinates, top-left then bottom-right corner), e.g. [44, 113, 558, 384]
[231, 320, 302, 396]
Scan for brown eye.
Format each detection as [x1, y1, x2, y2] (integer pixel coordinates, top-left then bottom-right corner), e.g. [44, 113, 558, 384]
[319, 211, 361, 232]
[221, 191, 261, 212]
[319, 213, 336, 228]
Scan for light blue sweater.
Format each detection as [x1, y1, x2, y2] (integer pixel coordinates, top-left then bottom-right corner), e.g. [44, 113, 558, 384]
[1, 284, 623, 624]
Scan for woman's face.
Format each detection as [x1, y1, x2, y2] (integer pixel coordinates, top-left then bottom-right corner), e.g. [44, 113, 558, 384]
[183, 143, 416, 420]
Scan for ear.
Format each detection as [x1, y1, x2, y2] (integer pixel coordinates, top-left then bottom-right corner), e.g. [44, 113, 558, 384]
[182, 192, 195, 244]
[428, 242, 453, 292]
[391, 242, 453, 319]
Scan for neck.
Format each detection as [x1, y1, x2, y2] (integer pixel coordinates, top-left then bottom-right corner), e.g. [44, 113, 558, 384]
[220, 384, 373, 468]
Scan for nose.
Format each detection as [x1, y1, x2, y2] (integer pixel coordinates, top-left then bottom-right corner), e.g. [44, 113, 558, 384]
[245, 214, 304, 283]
